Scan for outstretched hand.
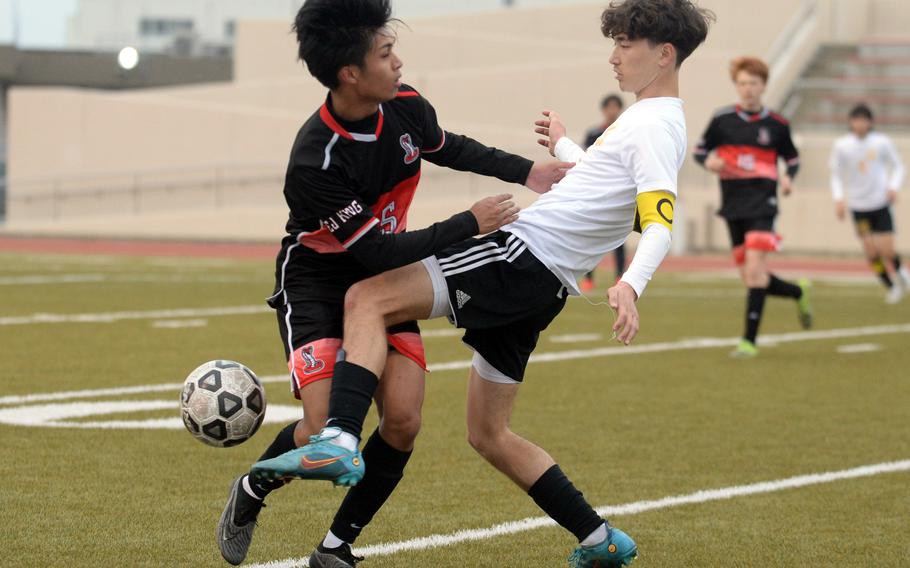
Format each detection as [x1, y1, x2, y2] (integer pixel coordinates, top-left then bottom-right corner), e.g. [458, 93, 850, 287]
[534, 110, 567, 157]
[525, 161, 574, 194]
[607, 281, 639, 345]
[469, 193, 520, 234]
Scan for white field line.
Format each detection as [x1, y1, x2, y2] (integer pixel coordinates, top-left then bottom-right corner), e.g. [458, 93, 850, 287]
[247, 459, 910, 568]
[2, 322, 909, 407]
[837, 343, 883, 354]
[151, 319, 209, 329]
[0, 305, 271, 325]
[0, 273, 265, 285]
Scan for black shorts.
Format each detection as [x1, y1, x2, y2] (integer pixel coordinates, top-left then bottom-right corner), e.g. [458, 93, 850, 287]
[421, 231, 567, 383]
[725, 216, 775, 248]
[274, 299, 423, 397]
[852, 207, 894, 235]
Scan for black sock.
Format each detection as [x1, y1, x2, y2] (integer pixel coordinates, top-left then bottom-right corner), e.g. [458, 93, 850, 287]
[766, 274, 802, 299]
[870, 257, 894, 288]
[744, 288, 767, 345]
[329, 429, 413, 544]
[893, 255, 902, 272]
[327, 360, 379, 439]
[528, 464, 604, 543]
[247, 420, 299, 498]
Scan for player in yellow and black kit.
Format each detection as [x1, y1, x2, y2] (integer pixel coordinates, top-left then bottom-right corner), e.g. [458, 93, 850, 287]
[695, 56, 812, 358]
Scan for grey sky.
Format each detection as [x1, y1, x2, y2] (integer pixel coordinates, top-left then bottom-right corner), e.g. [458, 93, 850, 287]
[0, 0, 78, 48]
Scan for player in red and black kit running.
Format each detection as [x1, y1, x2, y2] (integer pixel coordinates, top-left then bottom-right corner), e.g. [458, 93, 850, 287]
[215, 1, 571, 566]
[694, 56, 812, 358]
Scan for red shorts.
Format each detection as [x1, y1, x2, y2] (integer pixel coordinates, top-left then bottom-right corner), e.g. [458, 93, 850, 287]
[276, 300, 427, 399]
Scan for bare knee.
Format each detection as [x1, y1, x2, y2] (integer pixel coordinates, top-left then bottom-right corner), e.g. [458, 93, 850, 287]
[344, 280, 381, 316]
[466, 421, 508, 461]
[379, 410, 422, 449]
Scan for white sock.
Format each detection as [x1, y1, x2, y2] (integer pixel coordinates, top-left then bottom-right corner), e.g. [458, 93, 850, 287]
[580, 523, 608, 548]
[322, 530, 346, 549]
[241, 475, 262, 500]
[322, 427, 359, 452]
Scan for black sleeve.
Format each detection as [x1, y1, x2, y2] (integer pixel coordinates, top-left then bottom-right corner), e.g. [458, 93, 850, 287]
[288, 168, 478, 273]
[415, 94, 533, 185]
[778, 123, 800, 179]
[422, 131, 533, 184]
[693, 117, 718, 166]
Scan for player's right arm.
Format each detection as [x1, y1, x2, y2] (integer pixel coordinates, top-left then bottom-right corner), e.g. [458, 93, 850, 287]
[694, 116, 724, 173]
[288, 169, 517, 274]
[829, 141, 847, 220]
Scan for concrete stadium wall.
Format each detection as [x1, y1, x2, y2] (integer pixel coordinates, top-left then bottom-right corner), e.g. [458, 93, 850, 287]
[5, 0, 910, 254]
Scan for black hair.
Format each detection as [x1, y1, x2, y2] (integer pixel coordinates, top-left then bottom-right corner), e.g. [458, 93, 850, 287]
[601, 94, 624, 109]
[849, 103, 874, 121]
[601, 0, 714, 67]
[293, 0, 397, 89]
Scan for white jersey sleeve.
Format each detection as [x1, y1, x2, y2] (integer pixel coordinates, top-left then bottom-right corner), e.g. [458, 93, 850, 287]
[883, 137, 905, 191]
[620, 120, 679, 196]
[554, 137, 586, 164]
[829, 141, 845, 201]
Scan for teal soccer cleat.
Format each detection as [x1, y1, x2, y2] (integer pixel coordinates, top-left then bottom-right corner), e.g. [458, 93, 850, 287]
[250, 428, 364, 487]
[568, 527, 638, 568]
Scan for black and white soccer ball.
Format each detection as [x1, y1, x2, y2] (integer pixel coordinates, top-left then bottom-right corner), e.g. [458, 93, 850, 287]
[180, 360, 266, 447]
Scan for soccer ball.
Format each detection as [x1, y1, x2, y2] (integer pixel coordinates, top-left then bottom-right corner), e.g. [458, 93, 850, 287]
[180, 360, 266, 447]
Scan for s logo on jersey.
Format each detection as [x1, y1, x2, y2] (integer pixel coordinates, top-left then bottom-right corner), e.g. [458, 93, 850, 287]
[757, 127, 771, 146]
[400, 134, 420, 164]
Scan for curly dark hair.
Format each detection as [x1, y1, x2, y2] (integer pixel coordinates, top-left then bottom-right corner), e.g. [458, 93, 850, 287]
[601, 0, 714, 67]
[293, 0, 399, 89]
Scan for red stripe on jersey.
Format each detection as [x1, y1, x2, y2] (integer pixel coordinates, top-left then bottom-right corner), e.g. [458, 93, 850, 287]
[319, 104, 384, 141]
[423, 129, 446, 153]
[716, 145, 779, 181]
[297, 171, 423, 254]
[319, 105, 355, 140]
[396, 91, 419, 97]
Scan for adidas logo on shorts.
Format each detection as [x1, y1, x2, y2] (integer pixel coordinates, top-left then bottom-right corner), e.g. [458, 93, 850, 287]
[456, 289, 471, 309]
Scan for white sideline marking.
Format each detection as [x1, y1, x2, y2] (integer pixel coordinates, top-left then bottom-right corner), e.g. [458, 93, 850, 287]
[837, 343, 883, 354]
[0, 273, 263, 286]
[0, 305, 270, 325]
[2, 322, 909, 407]
[0, 274, 107, 285]
[247, 459, 910, 568]
[550, 333, 603, 343]
[151, 319, 208, 329]
[0, 400, 302, 429]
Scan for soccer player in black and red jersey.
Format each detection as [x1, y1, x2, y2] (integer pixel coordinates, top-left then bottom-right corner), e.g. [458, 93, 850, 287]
[214, 1, 571, 566]
[694, 56, 812, 358]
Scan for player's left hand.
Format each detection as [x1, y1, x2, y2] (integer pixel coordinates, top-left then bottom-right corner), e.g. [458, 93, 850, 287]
[525, 161, 574, 194]
[887, 189, 898, 204]
[780, 175, 793, 196]
[607, 281, 639, 345]
[534, 110, 567, 157]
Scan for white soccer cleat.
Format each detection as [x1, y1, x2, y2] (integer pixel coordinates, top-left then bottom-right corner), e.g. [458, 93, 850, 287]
[899, 266, 910, 289]
[885, 285, 904, 304]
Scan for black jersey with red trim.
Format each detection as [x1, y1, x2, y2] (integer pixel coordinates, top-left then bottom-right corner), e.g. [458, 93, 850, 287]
[269, 85, 533, 304]
[694, 105, 800, 220]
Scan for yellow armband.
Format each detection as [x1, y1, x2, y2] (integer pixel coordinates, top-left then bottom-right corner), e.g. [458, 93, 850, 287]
[632, 191, 675, 233]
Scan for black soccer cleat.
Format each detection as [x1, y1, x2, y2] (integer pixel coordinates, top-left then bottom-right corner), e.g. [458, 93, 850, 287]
[309, 543, 365, 568]
[216, 475, 266, 565]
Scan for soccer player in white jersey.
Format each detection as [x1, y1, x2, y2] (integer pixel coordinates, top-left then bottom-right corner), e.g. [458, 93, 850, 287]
[830, 104, 908, 303]
[252, 1, 713, 566]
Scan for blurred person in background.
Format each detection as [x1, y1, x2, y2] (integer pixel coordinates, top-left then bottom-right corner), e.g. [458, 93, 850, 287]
[829, 103, 908, 303]
[580, 94, 627, 292]
[694, 56, 812, 358]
